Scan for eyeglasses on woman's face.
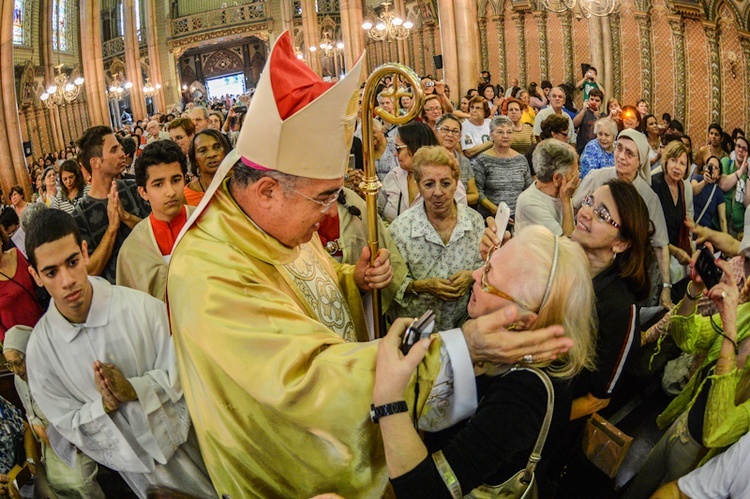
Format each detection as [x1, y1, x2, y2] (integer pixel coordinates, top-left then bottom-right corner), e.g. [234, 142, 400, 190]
[480, 246, 525, 307]
[580, 195, 621, 229]
[437, 127, 461, 136]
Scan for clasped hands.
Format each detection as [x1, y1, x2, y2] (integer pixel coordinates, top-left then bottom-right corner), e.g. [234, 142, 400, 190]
[94, 360, 137, 414]
[412, 271, 474, 301]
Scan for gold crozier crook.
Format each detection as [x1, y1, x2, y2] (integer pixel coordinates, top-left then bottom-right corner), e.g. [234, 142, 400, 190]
[359, 63, 425, 338]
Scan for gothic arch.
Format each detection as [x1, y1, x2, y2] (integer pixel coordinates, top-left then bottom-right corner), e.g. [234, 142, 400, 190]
[478, 0, 501, 17]
[706, 0, 742, 23]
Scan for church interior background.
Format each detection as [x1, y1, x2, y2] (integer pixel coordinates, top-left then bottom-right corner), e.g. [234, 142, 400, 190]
[0, 0, 748, 200]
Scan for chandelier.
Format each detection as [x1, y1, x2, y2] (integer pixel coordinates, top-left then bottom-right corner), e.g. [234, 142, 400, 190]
[143, 78, 162, 99]
[106, 74, 133, 102]
[310, 31, 344, 58]
[40, 65, 84, 109]
[362, 2, 413, 42]
[540, 0, 617, 18]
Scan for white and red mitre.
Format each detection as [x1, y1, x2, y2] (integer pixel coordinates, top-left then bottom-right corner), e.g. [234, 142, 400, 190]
[236, 31, 365, 179]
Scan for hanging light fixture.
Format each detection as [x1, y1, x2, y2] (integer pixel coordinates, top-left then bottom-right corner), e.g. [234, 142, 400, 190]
[40, 65, 84, 109]
[40, 0, 84, 109]
[143, 78, 162, 98]
[362, 2, 413, 42]
[540, 0, 617, 18]
[309, 31, 345, 58]
[106, 73, 133, 102]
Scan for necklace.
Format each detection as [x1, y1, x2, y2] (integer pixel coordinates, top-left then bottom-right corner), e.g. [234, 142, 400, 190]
[198, 177, 207, 192]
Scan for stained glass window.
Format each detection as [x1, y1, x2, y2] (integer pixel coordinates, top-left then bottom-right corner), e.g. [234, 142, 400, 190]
[52, 0, 68, 52]
[12, 0, 23, 45]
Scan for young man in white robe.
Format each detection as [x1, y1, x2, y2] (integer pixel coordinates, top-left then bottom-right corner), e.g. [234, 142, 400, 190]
[116, 140, 193, 301]
[23, 209, 214, 498]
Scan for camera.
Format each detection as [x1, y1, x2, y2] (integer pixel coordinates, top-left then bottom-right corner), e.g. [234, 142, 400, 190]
[401, 310, 436, 355]
[696, 246, 723, 289]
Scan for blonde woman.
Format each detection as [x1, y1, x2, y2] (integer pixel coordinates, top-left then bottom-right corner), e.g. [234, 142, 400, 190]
[374, 225, 596, 497]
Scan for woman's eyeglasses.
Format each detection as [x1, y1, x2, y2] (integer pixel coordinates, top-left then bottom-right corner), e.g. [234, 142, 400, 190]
[581, 195, 621, 229]
[481, 246, 526, 308]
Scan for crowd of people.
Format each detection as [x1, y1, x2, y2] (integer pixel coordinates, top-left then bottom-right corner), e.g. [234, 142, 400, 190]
[0, 31, 748, 499]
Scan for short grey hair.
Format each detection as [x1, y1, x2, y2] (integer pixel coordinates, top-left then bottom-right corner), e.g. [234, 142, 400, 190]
[231, 159, 303, 191]
[533, 139, 578, 183]
[371, 119, 384, 132]
[190, 106, 209, 119]
[489, 115, 513, 133]
[20, 202, 48, 230]
[593, 118, 618, 138]
[377, 92, 393, 106]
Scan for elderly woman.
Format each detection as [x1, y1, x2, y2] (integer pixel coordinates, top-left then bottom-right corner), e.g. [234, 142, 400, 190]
[372, 119, 399, 182]
[374, 225, 596, 498]
[515, 139, 579, 236]
[55, 160, 88, 215]
[379, 122, 466, 223]
[421, 95, 444, 132]
[3, 326, 105, 497]
[651, 140, 695, 281]
[167, 117, 196, 158]
[388, 146, 485, 331]
[9, 186, 27, 218]
[625, 257, 750, 498]
[574, 128, 674, 309]
[579, 118, 618, 179]
[435, 114, 478, 205]
[461, 96, 493, 161]
[475, 116, 533, 219]
[36, 167, 57, 208]
[184, 129, 231, 206]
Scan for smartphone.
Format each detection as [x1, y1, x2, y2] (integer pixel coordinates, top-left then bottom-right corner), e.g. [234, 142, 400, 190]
[401, 310, 436, 355]
[495, 202, 511, 238]
[696, 246, 723, 289]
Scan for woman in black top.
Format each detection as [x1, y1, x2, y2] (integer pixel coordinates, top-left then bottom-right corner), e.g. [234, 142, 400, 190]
[373, 225, 596, 498]
[650, 140, 694, 281]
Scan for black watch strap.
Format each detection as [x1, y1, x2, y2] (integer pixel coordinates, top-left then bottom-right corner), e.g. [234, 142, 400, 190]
[370, 401, 408, 423]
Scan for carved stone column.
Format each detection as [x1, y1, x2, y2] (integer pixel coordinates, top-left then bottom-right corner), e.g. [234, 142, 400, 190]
[600, 17, 614, 98]
[338, 0, 356, 70]
[417, 28, 426, 74]
[534, 11, 548, 81]
[479, 18, 488, 71]
[34, 107, 46, 156]
[427, 26, 436, 73]
[741, 36, 750, 128]
[703, 22, 721, 125]
[668, 16, 686, 122]
[635, 12, 653, 108]
[80, 0, 101, 125]
[123, 0, 146, 120]
[512, 13, 527, 86]
[394, 0, 407, 64]
[609, 13, 622, 98]
[406, 32, 415, 69]
[560, 11, 574, 84]
[492, 15, 506, 87]
[301, 0, 322, 75]
[453, 0, 481, 96]
[144, 0, 166, 113]
[40, 0, 64, 151]
[0, 0, 31, 196]
[437, 0, 459, 87]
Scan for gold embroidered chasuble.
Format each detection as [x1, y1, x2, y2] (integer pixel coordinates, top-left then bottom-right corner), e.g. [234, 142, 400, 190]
[167, 180, 443, 498]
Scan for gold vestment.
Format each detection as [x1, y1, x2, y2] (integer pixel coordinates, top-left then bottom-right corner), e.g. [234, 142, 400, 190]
[168, 180, 442, 498]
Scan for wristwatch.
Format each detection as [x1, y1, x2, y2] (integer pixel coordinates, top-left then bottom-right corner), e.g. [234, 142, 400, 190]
[370, 401, 408, 423]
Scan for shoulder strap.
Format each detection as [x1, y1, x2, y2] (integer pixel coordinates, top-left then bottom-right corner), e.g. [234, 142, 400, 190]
[510, 366, 554, 484]
[697, 184, 717, 223]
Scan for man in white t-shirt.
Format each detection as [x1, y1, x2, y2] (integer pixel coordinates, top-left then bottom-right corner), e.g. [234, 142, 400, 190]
[533, 86, 576, 144]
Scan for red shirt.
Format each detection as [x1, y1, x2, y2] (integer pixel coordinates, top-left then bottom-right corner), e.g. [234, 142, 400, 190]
[0, 249, 43, 341]
[150, 206, 188, 256]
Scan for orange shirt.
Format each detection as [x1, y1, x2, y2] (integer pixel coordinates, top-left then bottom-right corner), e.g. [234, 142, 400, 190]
[183, 186, 204, 207]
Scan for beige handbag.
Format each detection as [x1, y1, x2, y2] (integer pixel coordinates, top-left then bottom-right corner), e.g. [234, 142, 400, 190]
[463, 366, 554, 499]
